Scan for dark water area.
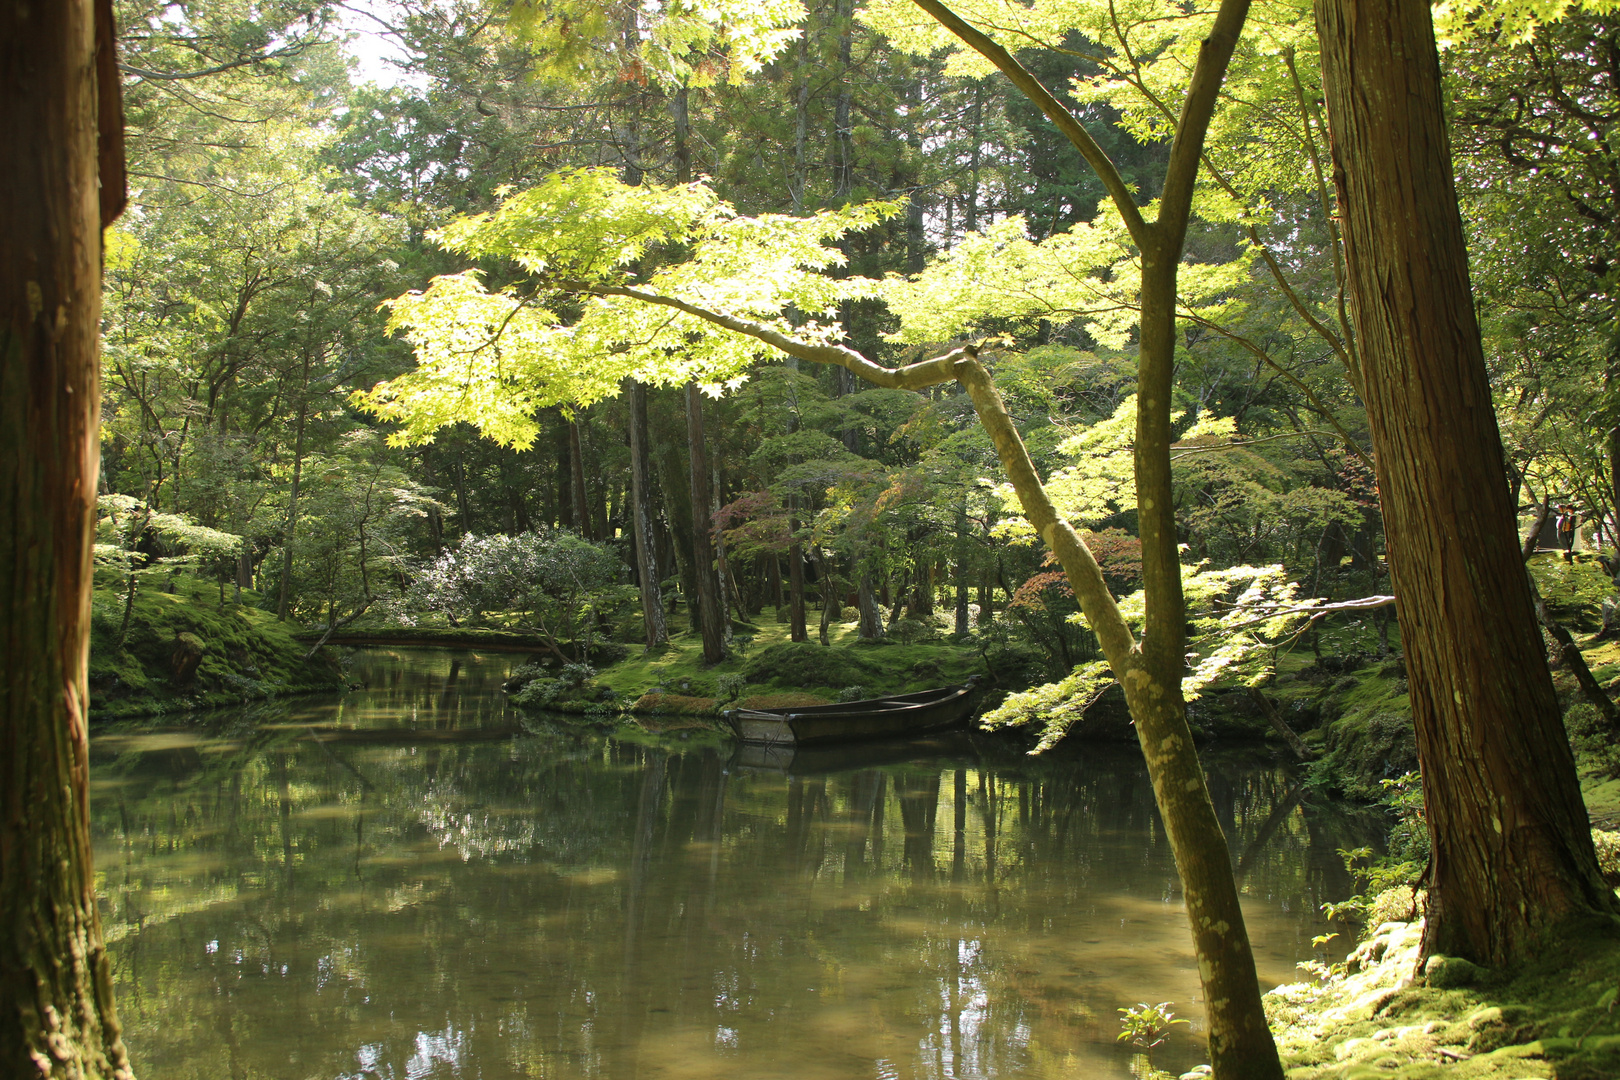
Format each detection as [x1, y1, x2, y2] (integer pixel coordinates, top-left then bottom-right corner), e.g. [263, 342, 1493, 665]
[91, 648, 1377, 1080]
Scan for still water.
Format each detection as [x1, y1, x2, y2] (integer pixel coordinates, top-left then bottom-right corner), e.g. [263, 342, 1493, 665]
[91, 648, 1370, 1080]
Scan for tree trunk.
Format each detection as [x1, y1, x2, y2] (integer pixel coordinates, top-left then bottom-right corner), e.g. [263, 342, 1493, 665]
[626, 380, 667, 648]
[684, 383, 726, 663]
[817, 556, 837, 646]
[1607, 367, 1620, 549]
[788, 521, 808, 642]
[857, 572, 885, 640]
[276, 389, 309, 621]
[1316, 0, 1619, 967]
[568, 418, 591, 540]
[953, 353, 1279, 1076]
[954, 505, 971, 635]
[553, 417, 572, 530]
[833, 0, 854, 198]
[711, 466, 735, 647]
[0, 0, 134, 1075]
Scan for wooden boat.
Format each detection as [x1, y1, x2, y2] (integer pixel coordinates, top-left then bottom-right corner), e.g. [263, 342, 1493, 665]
[723, 677, 980, 748]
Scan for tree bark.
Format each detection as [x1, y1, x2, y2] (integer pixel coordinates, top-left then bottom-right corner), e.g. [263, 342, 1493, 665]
[1316, 0, 1619, 967]
[857, 572, 885, 641]
[625, 380, 668, 648]
[684, 383, 726, 663]
[711, 466, 735, 647]
[954, 504, 972, 635]
[568, 418, 591, 540]
[276, 389, 309, 620]
[0, 0, 134, 1075]
[788, 519, 808, 642]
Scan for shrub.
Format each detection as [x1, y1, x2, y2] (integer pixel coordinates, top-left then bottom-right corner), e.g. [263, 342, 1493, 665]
[589, 640, 631, 665]
[887, 618, 939, 645]
[1593, 828, 1620, 889]
[836, 685, 868, 703]
[557, 662, 596, 689]
[715, 673, 747, 702]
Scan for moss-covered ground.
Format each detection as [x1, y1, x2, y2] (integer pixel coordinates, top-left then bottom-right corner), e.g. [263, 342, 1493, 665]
[1264, 911, 1620, 1079]
[88, 572, 343, 719]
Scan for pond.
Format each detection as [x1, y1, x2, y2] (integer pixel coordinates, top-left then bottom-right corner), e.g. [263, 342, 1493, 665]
[92, 648, 1373, 1080]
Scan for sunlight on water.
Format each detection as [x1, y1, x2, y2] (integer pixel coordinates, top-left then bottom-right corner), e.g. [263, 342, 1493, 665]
[91, 648, 1375, 1080]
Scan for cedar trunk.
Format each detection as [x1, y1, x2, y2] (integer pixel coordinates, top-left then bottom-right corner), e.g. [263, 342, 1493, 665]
[1316, 0, 1619, 966]
[0, 0, 133, 1075]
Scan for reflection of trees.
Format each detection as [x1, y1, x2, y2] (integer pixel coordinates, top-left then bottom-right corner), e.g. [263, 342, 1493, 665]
[89, 655, 1379, 1080]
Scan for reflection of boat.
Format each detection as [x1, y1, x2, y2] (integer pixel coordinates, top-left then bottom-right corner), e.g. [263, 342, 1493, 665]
[723, 679, 980, 749]
[731, 731, 981, 773]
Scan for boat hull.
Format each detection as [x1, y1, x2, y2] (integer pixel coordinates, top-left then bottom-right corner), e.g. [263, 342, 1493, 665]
[725, 682, 978, 747]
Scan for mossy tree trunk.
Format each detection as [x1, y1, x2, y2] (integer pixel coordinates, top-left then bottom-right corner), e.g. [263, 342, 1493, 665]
[570, 0, 1282, 1068]
[1315, 0, 1620, 967]
[1, 0, 134, 1075]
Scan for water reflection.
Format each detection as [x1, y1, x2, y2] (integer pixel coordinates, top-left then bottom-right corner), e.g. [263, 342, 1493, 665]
[92, 649, 1374, 1080]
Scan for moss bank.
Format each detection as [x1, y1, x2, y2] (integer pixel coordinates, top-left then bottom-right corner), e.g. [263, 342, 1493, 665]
[517, 610, 990, 719]
[89, 576, 342, 719]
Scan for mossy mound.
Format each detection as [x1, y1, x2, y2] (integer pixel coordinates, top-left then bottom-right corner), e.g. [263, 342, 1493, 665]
[88, 577, 343, 719]
[1270, 915, 1620, 1079]
[742, 640, 887, 690]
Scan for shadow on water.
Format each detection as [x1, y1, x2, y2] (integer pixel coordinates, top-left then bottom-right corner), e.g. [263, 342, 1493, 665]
[91, 647, 1380, 1080]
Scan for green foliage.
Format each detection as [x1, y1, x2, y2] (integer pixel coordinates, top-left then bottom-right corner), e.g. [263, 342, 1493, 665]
[986, 557, 1325, 751]
[96, 495, 243, 575]
[506, 0, 803, 88]
[981, 661, 1116, 752]
[512, 661, 598, 709]
[1116, 1001, 1189, 1052]
[362, 169, 902, 445]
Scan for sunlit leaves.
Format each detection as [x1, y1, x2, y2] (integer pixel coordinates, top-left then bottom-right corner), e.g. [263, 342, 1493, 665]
[1434, 0, 1620, 46]
[880, 214, 1140, 345]
[508, 0, 804, 87]
[431, 168, 726, 279]
[982, 560, 1322, 748]
[366, 170, 904, 443]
